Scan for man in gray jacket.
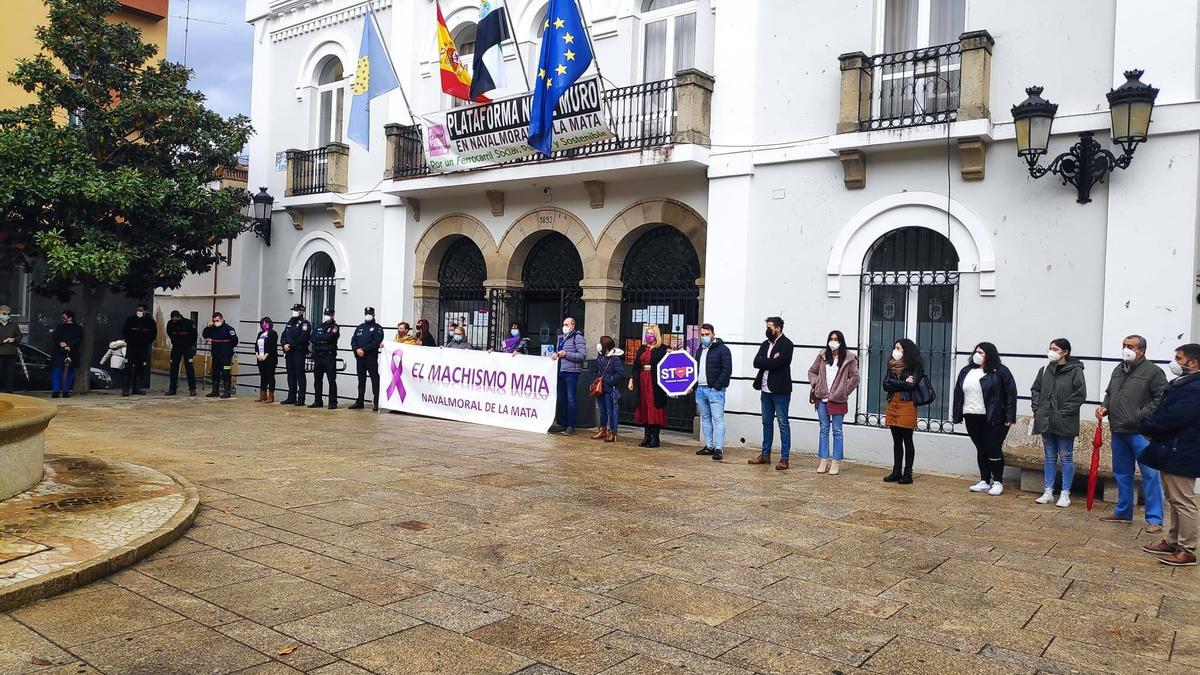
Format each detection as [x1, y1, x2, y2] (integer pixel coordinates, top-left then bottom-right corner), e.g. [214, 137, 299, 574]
[1097, 334, 1168, 530]
[550, 316, 587, 435]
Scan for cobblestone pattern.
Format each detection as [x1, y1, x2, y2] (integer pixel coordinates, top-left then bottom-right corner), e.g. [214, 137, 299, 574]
[0, 395, 1196, 674]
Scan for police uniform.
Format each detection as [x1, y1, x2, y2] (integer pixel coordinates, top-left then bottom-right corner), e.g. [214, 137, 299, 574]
[280, 303, 311, 405]
[309, 310, 340, 409]
[201, 319, 239, 398]
[349, 306, 385, 411]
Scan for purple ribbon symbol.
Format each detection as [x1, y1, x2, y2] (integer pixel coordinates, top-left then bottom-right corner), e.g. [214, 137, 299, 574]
[386, 351, 406, 402]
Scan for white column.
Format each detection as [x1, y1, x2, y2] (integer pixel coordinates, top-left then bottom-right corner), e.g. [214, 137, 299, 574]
[379, 199, 413, 326]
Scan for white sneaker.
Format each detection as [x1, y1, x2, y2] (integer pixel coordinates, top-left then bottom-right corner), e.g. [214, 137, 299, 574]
[1034, 489, 1054, 504]
[1056, 493, 1071, 508]
[988, 482, 1005, 496]
[968, 480, 991, 493]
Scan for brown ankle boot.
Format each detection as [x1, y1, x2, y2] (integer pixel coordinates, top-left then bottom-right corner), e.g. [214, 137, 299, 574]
[266, 392, 274, 403]
[257, 391, 267, 402]
[591, 428, 607, 440]
[605, 430, 615, 442]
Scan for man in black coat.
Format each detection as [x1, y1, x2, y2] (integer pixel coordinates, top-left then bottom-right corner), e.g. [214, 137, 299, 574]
[201, 312, 239, 398]
[308, 307, 340, 409]
[165, 310, 198, 396]
[750, 316, 794, 470]
[693, 323, 732, 461]
[349, 306, 385, 411]
[121, 303, 156, 395]
[279, 303, 311, 406]
[50, 310, 83, 397]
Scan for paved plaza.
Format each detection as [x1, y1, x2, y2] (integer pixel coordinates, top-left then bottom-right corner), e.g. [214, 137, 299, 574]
[1, 395, 1198, 674]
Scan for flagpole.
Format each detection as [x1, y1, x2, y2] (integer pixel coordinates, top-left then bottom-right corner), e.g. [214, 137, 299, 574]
[500, 2, 533, 93]
[570, 0, 618, 135]
[364, 0, 416, 125]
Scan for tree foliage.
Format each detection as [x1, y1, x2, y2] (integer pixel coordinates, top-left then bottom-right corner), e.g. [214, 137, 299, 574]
[0, 0, 254, 301]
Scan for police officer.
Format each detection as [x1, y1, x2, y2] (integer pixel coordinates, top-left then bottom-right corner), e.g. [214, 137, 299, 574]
[166, 310, 198, 396]
[349, 306, 385, 411]
[309, 307, 340, 409]
[201, 312, 239, 398]
[279, 303, 311, 406]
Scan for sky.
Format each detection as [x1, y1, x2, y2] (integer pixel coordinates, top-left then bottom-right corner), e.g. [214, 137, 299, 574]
[165, 0, 253, 120]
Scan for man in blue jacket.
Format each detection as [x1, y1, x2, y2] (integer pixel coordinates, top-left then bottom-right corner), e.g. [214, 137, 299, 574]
[201, 312, 238, 399]
[1140, 343, 1200, 567]
[694, 323, 732, 461]
[349, 306, 385, 411]
[550, 316, 587, 435]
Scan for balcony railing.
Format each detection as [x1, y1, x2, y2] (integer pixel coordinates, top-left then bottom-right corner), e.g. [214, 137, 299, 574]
[838, 30, 994, 134]
[386, 70, 713, 180]
[284, 143, 349, 197]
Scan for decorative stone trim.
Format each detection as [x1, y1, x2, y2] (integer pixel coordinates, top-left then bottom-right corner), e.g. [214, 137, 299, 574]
[838, 149, 866, 189]
[270, 0, 393, 44]
[957, 137, 986, 181]
[486, 190, 505, 217]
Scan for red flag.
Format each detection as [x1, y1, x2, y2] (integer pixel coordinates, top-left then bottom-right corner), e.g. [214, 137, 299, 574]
[1087, 421, 1103, 511]
[437, 2, 488, 103]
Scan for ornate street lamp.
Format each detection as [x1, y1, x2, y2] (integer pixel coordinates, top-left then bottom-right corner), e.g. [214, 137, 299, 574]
[1011, 69, 1158, 204]
[251, 187, 274, 246]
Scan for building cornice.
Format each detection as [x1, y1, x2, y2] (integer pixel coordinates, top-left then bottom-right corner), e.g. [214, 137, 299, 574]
[268, 0, 392, 43]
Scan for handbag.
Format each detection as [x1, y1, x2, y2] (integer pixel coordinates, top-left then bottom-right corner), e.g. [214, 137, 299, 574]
[589, 357, 612, 399]
[912, 373, 936, 407]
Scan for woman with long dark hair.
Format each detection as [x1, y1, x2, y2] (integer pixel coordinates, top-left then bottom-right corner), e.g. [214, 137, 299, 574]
[808, 329, 860, 475]
[883, 338, 923, 484]
[954, 341, 1018, 495]
[592, 335, 625, 442]
[254, 316, 279, 402]
[414, 319, 437, 347]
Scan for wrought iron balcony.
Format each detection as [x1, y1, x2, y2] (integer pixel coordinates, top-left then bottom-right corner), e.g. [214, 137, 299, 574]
[284, 143, 349, 197]
[386, 70, 713, 180]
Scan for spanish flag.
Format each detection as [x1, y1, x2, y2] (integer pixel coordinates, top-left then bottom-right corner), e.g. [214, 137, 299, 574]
[437, 2, 488, 103]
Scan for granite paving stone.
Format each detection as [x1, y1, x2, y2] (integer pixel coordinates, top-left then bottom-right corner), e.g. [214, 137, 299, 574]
[197, 573, 358, 626]
[388, 590, 510, 633]
[606, 575, 761, 626]
[466, 615, 632, 674]
[273, 601, 422, 653]
[338, 624, 533, 674]
[10, 584, 183, 646]
[69, 619, 268, 675]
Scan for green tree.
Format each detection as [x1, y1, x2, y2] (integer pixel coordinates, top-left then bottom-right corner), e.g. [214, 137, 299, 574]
[0, 0, 252, 392]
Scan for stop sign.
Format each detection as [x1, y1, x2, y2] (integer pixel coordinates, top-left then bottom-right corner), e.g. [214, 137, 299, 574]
[656, 350, 698, 397]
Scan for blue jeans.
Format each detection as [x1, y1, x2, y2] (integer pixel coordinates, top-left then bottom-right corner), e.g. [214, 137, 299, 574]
[1111, 432, 1163, 525]
[597, 388, 619, 432]
[556, 371, 579, 428]
[696, 386, 726, 450]
[760, 392, 791, 460]
[817, 400, 844, 461]
[1042, 433, 1076, 492]
[51, 366, 76, 393]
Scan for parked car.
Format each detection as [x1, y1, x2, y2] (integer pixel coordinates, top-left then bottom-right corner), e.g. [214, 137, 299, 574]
[15, 343, 113, 391]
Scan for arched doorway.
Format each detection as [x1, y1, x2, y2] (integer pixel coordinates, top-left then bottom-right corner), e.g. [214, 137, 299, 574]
[618, 225, 701, 431]
[859, 227, 959, 430]
[302, 251, 337, 320]
[437, 237, 487, 347]
[518, 232, 585, 355]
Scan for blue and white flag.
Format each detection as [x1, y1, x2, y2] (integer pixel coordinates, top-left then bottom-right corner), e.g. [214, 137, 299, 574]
[347, 12, 400, 149]
[469, 0, 510, 100]
[528, 0, 594, 157]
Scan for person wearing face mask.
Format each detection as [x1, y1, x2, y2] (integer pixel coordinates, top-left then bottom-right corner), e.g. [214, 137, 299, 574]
[953, 342, 1018, 496]
[1139, 343, 1200, 566]
[694, 323, 732, 461]
[121, 303, 157, 395]
[629, 323, 669, 447]
[750, 316, 794, 470]
[883, 339, 922, 483]
[394, 321, 419, 345]
[591, 335, 625, 442]
[1030, 338, 1087, 507]
[254, 317, 279, 402]
[349, 307, 385, 411]
[279, 303, 312, 406]
[165, 310, 198, 396]
[308, 307, 340, 409]
[1096, 334, 1167, 530]
[551, 316, 587, 435]
[201, 312, 239, 399]
[0, 305, 22, 393]
[808, 330, 860, 475]
[445, 325, 471, 349]
[500, 322, 530, 355]
[50, 310, 84, 397]
[415, 319, 437, 347]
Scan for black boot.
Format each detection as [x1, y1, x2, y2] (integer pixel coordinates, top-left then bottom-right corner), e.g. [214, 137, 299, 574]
[647, 425, 661, 448]
[348, 400, 365, 410]
[898, 469, 914, 484]
[638, 426, 651, 447]
[883, 466, 902, 482]
[206, 389, 220, 398]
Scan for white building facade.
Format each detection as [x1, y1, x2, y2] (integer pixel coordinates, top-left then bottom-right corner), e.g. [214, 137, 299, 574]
[240, 0, 1200, 474]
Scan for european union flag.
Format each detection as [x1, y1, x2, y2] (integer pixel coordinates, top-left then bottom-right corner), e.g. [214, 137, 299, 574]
[528, 0, 593, 157]
[347, 13, 400, 149]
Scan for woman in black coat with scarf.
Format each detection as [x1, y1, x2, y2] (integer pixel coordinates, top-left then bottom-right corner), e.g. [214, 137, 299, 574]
[254, 317, 280, 402]
[628, 324, 669, 447]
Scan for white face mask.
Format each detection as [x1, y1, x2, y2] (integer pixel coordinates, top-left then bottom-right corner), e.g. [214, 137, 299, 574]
[562, 324, 572, 334]
[828, 341, 840, 350]
[291, 310, 300, 318]
[1121, 347, 1137, 362]
[1169, 361, 1184, 376]
[891, 348, 903, 361]
[365, 315, 374, 322]
[136, 311, 145, 318]
[972, 352, 985, 366]
[1047, 349, 1062, 361]
[214, 320, 223, 326]
[596, 343, 604, 354]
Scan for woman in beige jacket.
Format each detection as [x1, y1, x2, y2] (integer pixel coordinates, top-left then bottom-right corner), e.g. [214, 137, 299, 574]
[807, 330, 860, 475]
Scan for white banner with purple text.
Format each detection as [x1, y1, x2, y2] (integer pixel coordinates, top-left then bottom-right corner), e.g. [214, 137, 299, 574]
[377, 342, 558, 433]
